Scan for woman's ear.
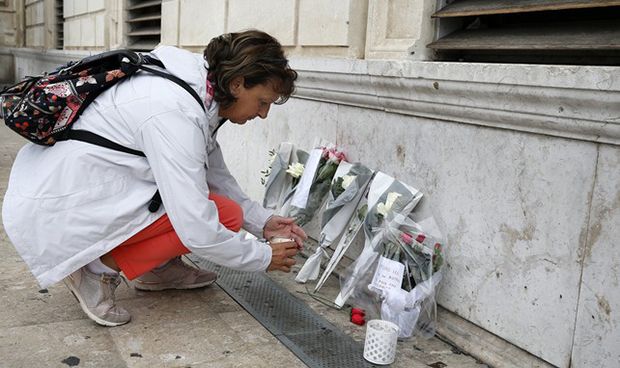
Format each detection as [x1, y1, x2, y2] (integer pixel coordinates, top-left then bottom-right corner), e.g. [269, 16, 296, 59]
[229, 76, 245, 96]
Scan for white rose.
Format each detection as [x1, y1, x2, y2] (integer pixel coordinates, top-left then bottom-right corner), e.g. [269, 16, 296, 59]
[286, 162, 305, 178]
[376, 203, 389, 217]
[341, 175, 356, 189]
[384, 192, 401, 211]
[376, 192, 402, 218]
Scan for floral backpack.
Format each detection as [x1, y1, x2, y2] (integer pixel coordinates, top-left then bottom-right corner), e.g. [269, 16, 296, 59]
[0, 49, 204, 153]
[0, 49, 206, 212]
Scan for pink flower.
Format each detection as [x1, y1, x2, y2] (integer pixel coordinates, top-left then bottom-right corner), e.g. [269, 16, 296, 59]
[416, 234, 426, 243]
[321, 147, 330, 159]
[329, 150, 346, 163]
[400, 232, 413, 245]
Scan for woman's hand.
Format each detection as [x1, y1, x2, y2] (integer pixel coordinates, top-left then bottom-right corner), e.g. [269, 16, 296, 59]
[267, 240, 298, 272]
[263, 216, 307, 249]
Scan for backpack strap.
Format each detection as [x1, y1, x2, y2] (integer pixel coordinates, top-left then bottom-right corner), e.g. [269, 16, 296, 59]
[66, 130, 145, 157]
[67, 55, 208, 213]
[138, 63, 206, 112]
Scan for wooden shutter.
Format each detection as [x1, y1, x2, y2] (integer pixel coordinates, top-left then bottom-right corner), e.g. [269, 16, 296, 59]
[428, 0, 620, 65]
[126, 0, 162, 51]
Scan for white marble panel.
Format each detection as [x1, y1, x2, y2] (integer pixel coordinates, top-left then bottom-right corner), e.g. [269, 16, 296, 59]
[0, 54, 13, 82]
[386, 0, 418, 39]
[217, 98, 338, 204]
[63, 0, 74, 18]
[24, 2, 44, 26]
[25, 28, 35, 47]
[0, 12, 15, 45]
[25, 25, 44, 47]
[366, 0, 436, 59]
[161, 0, 179, 46]
[298, 0, 349, 46]
[179, 0, 225, 47]
[572, 145, 620, 368]
[33, 1, 43, 25]
[95, 13, 104, 46]
[63, 21, 70, 46]
[66, 18, 81, 47]
[33, 25, 44, 47]
[80, 16, 95, 46]
[88, 0, 104, 12]
[334, 105, 597, 368]
[73, 0, 87, 15]
[25, 4, 33, 25]
[228, 0, 295, 46]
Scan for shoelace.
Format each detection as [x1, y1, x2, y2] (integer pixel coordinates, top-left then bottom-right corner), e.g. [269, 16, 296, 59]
[99, 273, 122, 302]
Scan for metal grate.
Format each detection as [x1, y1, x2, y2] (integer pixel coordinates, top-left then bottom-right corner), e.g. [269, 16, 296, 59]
[189, 257, 375, 368]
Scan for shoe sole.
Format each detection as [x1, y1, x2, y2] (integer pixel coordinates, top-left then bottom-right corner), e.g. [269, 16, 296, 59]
[134, 278, 216, 291]
[64, 279, 131, 327]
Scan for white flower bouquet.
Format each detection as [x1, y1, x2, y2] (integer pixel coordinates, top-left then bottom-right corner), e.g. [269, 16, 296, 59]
[334, 172, 446, 338]
[295, 161, 373, 283]
[285, 145, 346, 227]
[370, 217, 445, 338]
[262, 143, 308, 213]
[334, 171, 423, 308]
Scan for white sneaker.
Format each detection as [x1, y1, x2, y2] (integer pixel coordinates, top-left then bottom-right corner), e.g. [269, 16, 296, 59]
[134, 257, 217, 291]
[64, 267, 131, 327]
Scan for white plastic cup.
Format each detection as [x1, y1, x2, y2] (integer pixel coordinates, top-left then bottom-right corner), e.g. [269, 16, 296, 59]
[363, 319, 400, 365]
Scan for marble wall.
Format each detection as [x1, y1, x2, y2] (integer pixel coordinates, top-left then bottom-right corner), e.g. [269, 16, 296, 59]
[216, 92, 619, 367]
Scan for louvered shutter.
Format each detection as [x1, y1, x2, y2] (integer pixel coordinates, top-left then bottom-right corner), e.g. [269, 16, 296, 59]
[126, 0, 162, 51]
[428, 0, 620, 65]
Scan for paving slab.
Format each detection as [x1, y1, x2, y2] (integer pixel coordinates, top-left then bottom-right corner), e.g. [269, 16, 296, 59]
[0, 320, 127, 368]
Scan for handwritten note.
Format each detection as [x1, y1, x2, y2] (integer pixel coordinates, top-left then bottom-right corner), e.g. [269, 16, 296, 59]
[370, 256, 405, 293]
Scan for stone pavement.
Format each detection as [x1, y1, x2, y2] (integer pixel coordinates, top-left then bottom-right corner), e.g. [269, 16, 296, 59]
[0, 126, 488, 368]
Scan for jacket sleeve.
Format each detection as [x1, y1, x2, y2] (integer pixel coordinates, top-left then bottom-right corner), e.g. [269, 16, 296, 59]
[206, 141, 274, 238]
[135, 110, 272, 272]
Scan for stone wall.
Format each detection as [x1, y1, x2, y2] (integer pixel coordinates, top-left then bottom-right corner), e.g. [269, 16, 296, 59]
[0, 0, 21, 48]
[215, 59, 620, 368]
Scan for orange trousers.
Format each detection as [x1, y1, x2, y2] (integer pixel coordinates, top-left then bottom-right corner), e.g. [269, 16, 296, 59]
[110, 193, 243, 280]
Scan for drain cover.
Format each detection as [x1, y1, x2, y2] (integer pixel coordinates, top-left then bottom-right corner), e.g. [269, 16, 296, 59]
[189, 257, 374, 368]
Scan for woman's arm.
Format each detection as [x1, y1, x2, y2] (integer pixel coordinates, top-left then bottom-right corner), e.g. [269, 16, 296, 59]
[205, 141, 274, 237]
[135, 110, 272, 271]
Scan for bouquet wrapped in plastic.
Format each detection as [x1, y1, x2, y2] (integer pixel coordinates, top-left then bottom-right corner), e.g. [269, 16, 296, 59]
[369, 218, 445, 338]
[260, 144, 308, 215]
[335, 171, 445, 338]
[295, 161, 373, 283]
[336, 171, 444, 338]
[285, 145, 346, 226]
[262, 142, 295, 211]
[334, 171, 423, 309]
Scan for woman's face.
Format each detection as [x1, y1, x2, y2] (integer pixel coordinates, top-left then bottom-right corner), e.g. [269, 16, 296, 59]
[219, 77, 280, 125]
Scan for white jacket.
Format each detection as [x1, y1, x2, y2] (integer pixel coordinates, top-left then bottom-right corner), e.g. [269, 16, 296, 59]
[2, 46, 273, 287]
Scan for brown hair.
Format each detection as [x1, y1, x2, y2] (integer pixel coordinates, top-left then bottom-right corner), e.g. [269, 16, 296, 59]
[204, 30, 298, 108]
